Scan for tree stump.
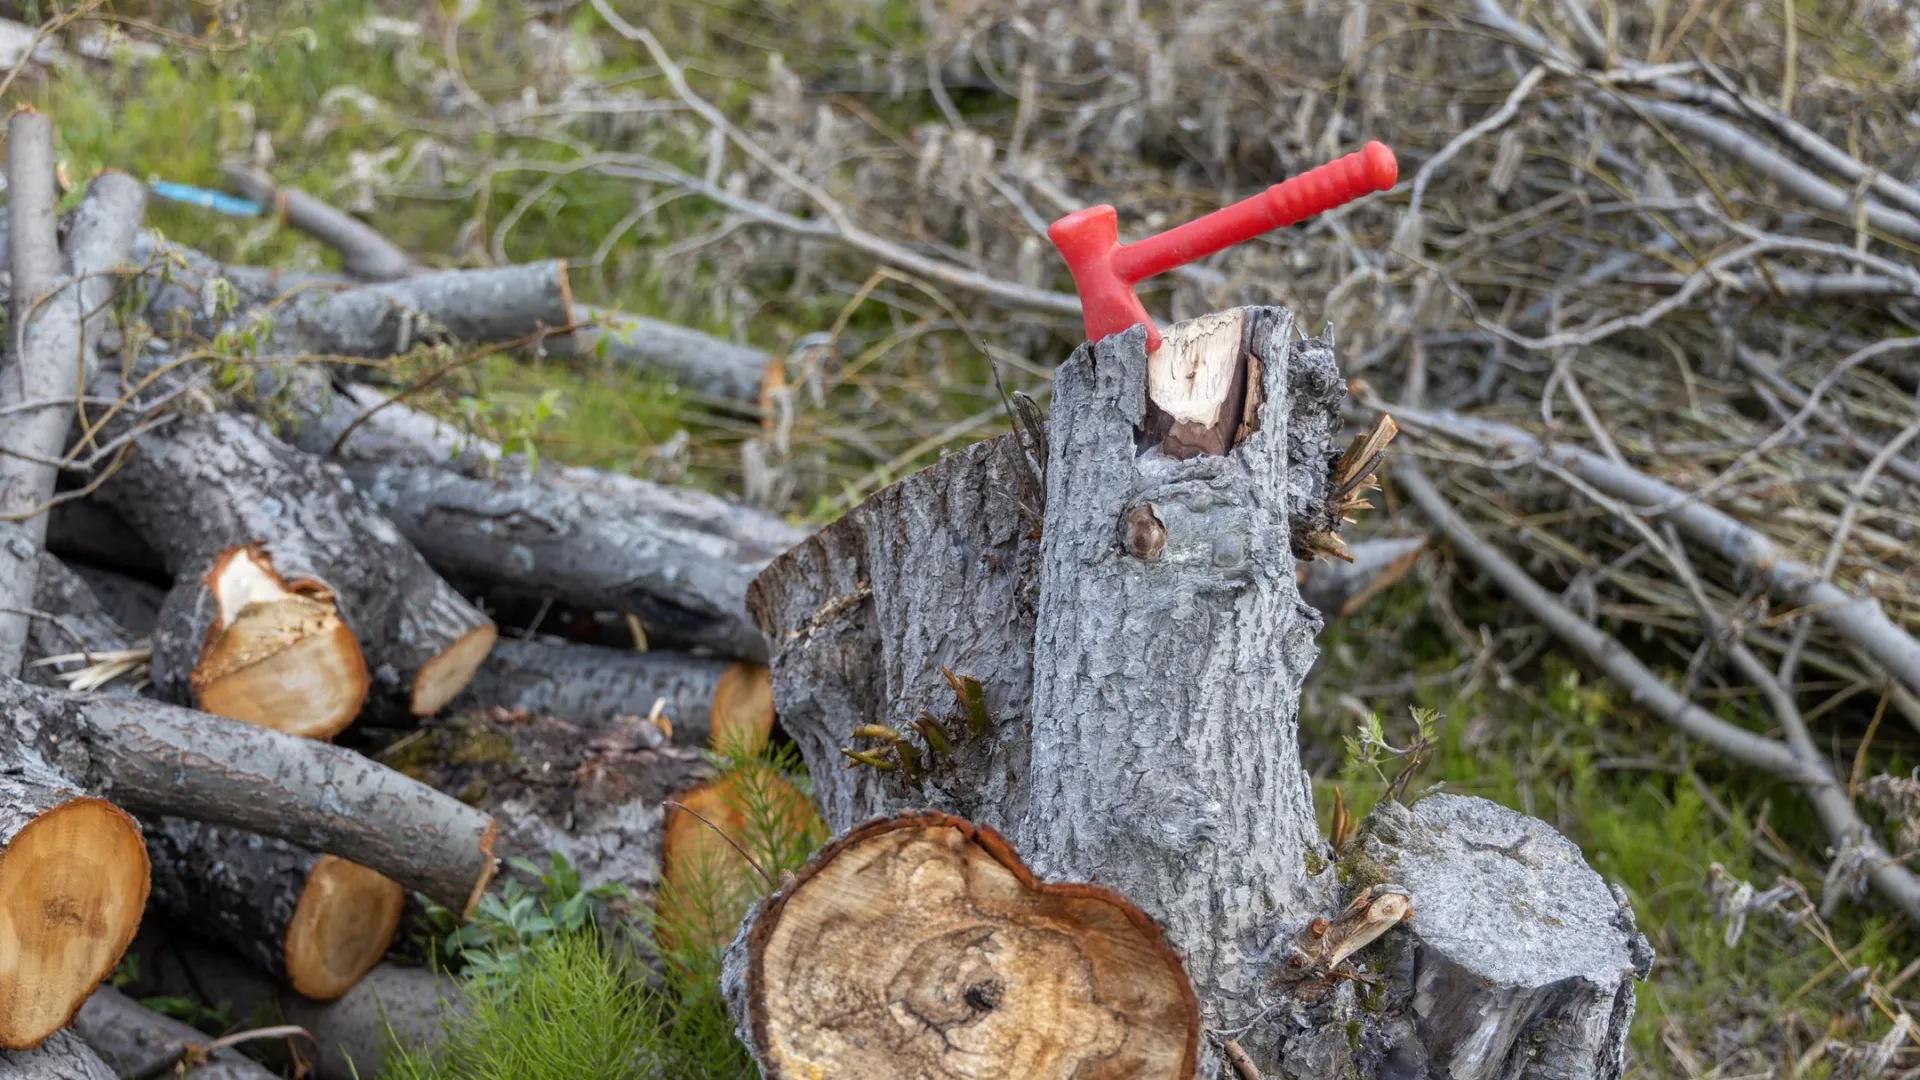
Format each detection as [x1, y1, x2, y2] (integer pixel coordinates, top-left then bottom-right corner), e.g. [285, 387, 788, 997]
[734, 309, 1651, 1079]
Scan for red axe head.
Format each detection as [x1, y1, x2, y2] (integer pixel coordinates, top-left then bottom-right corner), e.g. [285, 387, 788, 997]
[1048, 142, 1398, 352]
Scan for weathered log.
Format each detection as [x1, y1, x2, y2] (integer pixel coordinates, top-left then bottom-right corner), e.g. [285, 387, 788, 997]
[0, 1029, 117, 1079]
[96, 410, 496, 734]
[345, 457, 803, 662]
[456, 634, 761, 748]
[1297, 534, 1429, 619]
[385, 704, 710, 897]
[723, 812, 1199, 1079]
[0, 127, 144, 675]
[250, 260, 574, 359]
[144, 818, 405, 1001]
[735, 310, 1650, 1079]
[73, 984, 280, 1080]
[0, 749, 148, 1050]
[221, 164, 420, 283]
[558, 304, 773, 403]
[63, 561, 166, 637]
[134, 940, 461, 1080]
[744, 428, 1042, 832]
[0, 677, 497, 913]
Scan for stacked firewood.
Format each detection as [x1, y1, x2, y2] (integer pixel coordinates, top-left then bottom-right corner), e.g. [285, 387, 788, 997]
[0, 104, 811, 1079]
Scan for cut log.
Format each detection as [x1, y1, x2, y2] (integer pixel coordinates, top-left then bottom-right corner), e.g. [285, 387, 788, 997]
[250, 260, 574, 359]
[73, 984, 280, 1080]
[455, 634, 750, 747]
[707, 661, 774, 756]
[0, 677, 497, 913]
[96, 410, 496, 732]
[0, 1029, 117, 1079]
[1297, 534, 1429, 619]
[558, 304, 774, 403]
[221, 164, 420, 283]
[144, 818, 405, 1001]
[344, 457, 802, 662]
[0, 749, 149, 1050]
[656, 764, 819, 957]
[133, 940, 461, 1080]
[0, 124, 144, 675]
[738, 310, 1650, 1078]
[720, 812, 1199, 1079]
[384, 705, 710, 898]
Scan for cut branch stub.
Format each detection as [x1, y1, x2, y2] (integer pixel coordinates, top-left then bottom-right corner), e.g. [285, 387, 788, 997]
[729, 812, 1198, 1080]
[0, 754, 149, 1050]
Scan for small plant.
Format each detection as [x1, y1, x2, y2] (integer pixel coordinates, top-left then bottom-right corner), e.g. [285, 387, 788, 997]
[1344, 705, 1439, 805]
[410, 849, 631, 978]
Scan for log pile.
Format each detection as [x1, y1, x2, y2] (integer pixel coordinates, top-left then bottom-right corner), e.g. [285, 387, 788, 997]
[0, 106, 799, 1074]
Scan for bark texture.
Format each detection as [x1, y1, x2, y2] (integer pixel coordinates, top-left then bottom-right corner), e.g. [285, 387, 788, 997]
[253, 261, 573, 359]
[746, 430, 1042, 832]
[74, 985, 280, 1080]
[64, 563, 166, 634]
[144, 818, 405, 1001]
[345, 458, 803, 662]
[98, 410, 495, 725]
[561, 304, 772, 402]
[0, 1029, 117, 1079]
[0, 677, 497, 913]
[456, 634, 739, 745]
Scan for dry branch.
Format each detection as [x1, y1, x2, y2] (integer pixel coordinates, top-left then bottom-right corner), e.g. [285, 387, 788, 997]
[74, 984, 280, 1080]
[24, 553, 148, 694]
[559, 303, 774, 403]
[144, 818, 405, 1001]
[0, 677, 498, 913]
[97, 410, 495, 733]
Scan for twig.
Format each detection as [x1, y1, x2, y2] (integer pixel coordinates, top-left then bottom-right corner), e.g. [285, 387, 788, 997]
[663, 799, 777, 890]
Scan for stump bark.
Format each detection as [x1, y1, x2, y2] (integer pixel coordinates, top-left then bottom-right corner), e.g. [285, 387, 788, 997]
[144, 818, 406, 1001]
[97, 410, 496, 734]
[733, 309, 1651, 1079]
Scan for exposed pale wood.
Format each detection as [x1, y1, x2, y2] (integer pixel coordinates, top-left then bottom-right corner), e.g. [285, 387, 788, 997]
[97, 410, 495, 728]
[1142, 308, 1255, 459]
[74, 984, 279, 1080]
[0, 677, 498, 914]
[656, 765, 815, 956]
[144, 818, 405, 1001]
[724, 812, 1198, 1080]
[0, 753, 148, 1050]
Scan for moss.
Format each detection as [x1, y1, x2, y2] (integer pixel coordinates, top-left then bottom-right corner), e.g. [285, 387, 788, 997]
[1336, 849, 1392, 893]
[450, 729, 518, 767]
[1304, 848, 1329, 877]
[1345, 1019, 1362, 1050]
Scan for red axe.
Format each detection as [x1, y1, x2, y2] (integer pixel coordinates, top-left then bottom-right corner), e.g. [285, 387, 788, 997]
[1047, 142, 1398, 353]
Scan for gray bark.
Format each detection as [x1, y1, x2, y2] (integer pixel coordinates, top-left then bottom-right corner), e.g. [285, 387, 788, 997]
[133, 941, 461, 1080]
[0, 140, 144, 677]
[745, 430, 1041, 832]
[221, 164, 420, 282]
[24, 554, 144, 695]
[344, 457, 803, 662]
[558, 304, 771, 403]
[62, 563, 164, 636]
[73, 985, 278, 1080]
[96, 410, 494, 720]
[1018, 313, 1332, 1039]
[251, 261, 573, 359]
[0, 1029, 117, 1080]
[0, 677, 497, 912]
[458, 634, 736, 745]
[738, 310, 1650, 1079]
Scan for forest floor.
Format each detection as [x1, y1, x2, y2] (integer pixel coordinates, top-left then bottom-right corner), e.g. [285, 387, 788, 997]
[24, 0, 1920, 1075]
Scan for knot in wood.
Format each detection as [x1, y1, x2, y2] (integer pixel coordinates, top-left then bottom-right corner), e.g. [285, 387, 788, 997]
[1122, 504, 1167, 561]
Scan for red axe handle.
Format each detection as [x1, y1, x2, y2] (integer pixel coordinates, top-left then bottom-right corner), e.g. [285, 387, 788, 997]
[1049, 142, 1398, 351]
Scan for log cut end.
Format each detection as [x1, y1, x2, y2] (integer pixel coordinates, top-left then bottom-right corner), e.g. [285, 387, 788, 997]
[0, 797, 149, 1050]
[285, 856, 407, 1001]
[192, 545, 369, 739]
[411, 621, 499, 717]
[1307, 794, 1654, 1080]
[736, 812, 1198, 1080]
[658, 764, 815, 956]
[709, 661, 774, 757]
